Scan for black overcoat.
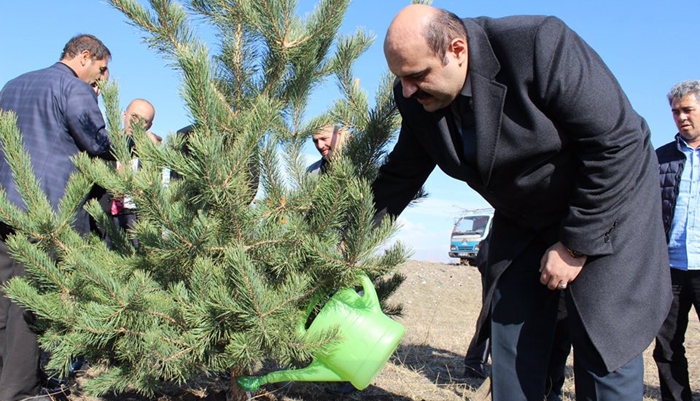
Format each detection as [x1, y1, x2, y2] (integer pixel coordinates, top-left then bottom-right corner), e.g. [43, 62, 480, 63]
[372, 15, 672, 372]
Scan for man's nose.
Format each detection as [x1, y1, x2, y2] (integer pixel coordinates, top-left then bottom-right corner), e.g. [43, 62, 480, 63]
[402, 79, 417, 98]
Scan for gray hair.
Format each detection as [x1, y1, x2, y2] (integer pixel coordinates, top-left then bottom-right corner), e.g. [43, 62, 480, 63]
[668, 80, 700, 105]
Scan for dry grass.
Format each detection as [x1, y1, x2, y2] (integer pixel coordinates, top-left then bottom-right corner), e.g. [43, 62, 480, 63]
[59, 260, 700, 401]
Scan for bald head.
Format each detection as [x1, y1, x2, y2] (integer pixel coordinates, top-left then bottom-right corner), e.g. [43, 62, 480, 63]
[384, 4, 436, 58]
[123, 99, 155, 134]
[384, 5, 469, 112]
[385, 5, 467, 63]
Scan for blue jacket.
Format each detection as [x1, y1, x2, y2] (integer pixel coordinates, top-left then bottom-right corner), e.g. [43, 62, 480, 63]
[657, 134, 686, 242]
[0, 62, 112, 234]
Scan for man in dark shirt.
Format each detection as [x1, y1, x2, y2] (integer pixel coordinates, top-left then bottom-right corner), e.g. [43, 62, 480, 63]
[0, 34, 112, 401]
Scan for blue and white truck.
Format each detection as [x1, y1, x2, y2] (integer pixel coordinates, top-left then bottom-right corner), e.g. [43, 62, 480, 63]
[448, 208, 494, 265]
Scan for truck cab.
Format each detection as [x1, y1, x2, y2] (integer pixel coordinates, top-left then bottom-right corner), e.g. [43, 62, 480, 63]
[448, 208, 494, 265]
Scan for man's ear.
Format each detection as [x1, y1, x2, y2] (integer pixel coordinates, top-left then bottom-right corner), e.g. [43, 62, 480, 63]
[80, 50, 91, 66]
[450, 38, 468, 63]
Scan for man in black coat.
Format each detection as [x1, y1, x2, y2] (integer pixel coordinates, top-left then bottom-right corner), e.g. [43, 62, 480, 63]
[373, 4, 671, 400]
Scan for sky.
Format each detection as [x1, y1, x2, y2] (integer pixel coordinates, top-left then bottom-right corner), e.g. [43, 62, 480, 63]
[1, 0, 699, 263]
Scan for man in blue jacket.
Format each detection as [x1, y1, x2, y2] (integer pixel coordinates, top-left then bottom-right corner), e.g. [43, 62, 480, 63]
[654, 80, 700, 401]
[0, 34, 112, 401]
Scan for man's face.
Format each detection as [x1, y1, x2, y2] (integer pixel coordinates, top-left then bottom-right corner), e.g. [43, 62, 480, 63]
[312, 126, 339, 160]
[91, 68, 109, 96]
[76, 51, 109, 86]
[672, 93, 700, 148]
[87, 58, 109, 85]
[385, 36, 467, 112]
[123, 102, 155, 135]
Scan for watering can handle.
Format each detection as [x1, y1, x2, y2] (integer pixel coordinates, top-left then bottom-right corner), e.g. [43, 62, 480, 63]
[297, 291, 324, 335]
[359, 274, 381, 313]
[297, 273, 381, 334]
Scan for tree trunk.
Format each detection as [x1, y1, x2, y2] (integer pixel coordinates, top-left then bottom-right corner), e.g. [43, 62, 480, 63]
[227, 367, 250, 401]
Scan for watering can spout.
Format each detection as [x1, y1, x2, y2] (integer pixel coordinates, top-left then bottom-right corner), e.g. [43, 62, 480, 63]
[237, 360, 345, 391]
[237, 274, 405, 392]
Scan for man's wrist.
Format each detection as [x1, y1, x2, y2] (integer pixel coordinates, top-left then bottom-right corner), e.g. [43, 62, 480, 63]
[566, 247, 585, 258]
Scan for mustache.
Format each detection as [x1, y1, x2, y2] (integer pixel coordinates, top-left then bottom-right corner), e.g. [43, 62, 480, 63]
[411, 89, 430, 100]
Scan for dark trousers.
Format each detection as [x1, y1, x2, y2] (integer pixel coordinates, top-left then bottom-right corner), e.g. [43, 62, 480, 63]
[546, 294, 571, 400]
[465, 284, 571, 399]
[490, 241, 643, 401]
[653, 268, 700, 401]
[465, 238, 492, 376]
[464, 335, 490, 373]
[0, 239, 41, 401]
[105, 211, 138, 249]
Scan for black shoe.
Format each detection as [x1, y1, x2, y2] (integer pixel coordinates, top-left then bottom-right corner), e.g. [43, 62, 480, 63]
[39, 367, 68, 388]
[41, 385, 70, 401]
[69, 356, 86, 376]
[464, 365, 487, 379]
[546, 393, 563, 401]
[325, 381, 357, 395]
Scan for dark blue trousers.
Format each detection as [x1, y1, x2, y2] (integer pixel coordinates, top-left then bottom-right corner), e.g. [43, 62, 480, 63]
[0, 239, 41, 401]
[490, 241, 643, 401]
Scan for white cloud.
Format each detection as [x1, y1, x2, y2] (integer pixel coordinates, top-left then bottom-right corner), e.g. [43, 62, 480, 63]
[383, 205, 457, 264]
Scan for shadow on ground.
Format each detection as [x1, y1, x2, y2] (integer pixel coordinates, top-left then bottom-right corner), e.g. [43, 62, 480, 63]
[391, 342, 487, 399]
[393, 342, 479, 384]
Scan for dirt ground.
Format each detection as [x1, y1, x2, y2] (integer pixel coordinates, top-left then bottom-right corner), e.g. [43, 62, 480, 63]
[57, 260, 700, 401]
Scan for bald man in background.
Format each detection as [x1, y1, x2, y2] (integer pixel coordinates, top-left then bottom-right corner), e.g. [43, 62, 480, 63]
[104, 98, 158, 249]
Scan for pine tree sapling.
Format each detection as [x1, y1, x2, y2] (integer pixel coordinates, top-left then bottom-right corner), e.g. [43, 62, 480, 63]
[0, 0, 412, 398]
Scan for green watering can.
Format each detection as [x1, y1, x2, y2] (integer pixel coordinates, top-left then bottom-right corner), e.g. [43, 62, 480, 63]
[237, 274, 405, 391]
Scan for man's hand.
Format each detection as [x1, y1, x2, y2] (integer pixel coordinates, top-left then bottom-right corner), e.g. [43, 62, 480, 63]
[539, 241, 586, 290]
